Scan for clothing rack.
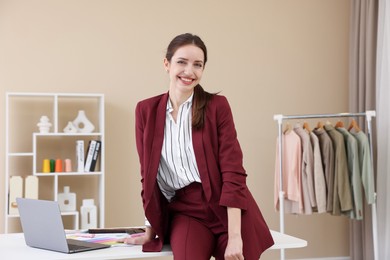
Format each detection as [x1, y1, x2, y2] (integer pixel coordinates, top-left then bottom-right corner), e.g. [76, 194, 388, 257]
[273, 111, 377, 260]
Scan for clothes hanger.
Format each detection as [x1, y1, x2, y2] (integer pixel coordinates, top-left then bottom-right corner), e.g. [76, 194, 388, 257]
[283, 123, 292, 134]
[316, 121, 324, 129]
[335, 120, 344, 128]
[303, 122, 311, 132]
[348, 119, 361, 132]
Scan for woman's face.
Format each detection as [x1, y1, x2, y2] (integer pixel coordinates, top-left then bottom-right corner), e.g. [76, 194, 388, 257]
[164, 44, 205, 94]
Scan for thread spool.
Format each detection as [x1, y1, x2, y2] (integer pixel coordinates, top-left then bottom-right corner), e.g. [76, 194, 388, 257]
[50, 159, 56, 172]
[55, 159, 63, 172]
[42, 159, 50, 173]
[65, 159, 72, 172]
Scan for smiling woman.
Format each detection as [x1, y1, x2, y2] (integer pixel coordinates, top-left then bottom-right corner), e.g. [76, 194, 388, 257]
[127, 33, 274, 260]
[164, 44, 205, 121]
[163, 33, 211, 129]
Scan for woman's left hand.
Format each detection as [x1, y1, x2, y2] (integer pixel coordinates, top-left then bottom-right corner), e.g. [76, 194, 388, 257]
[224, 234, 244, 260]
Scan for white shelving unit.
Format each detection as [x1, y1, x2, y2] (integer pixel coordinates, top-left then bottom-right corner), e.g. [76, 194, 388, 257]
[4, 92, 105, 233]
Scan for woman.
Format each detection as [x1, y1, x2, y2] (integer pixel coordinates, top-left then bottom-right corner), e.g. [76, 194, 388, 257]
[128, 33, 274, 259]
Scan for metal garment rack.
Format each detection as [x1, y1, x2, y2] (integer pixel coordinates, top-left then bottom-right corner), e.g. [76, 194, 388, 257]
[273, 111, 377, 260]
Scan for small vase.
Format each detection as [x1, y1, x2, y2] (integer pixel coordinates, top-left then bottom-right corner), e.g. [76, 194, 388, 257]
[63, 121, 78, 133]
[80, 199, 97, 229]
[72, 110, 95, 133]
[58, 186, 76, 212]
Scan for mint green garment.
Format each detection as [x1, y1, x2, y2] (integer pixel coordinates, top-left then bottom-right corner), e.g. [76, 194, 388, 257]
[337, 127, 364, 220]
[351, 131, 375, 204]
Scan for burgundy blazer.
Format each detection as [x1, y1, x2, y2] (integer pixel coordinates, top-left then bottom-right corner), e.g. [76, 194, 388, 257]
[135, 92, 274, 257]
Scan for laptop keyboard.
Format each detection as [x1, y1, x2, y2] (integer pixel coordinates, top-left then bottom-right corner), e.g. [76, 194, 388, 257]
[68, 243, 91, 251]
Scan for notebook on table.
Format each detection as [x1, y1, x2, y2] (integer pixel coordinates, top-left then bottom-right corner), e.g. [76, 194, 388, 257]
[16, 197, 110, 254]
[88, 227, 145, 234]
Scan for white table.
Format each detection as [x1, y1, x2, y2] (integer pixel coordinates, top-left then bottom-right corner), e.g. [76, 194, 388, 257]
[0, 230, 306, 260]
[269, 230, 307, 250]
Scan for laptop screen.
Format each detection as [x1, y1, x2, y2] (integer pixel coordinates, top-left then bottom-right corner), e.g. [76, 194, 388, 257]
[17, 198, 72, 253]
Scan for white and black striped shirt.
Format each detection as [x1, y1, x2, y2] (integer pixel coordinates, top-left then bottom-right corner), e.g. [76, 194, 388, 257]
[157, 94, 201, 201]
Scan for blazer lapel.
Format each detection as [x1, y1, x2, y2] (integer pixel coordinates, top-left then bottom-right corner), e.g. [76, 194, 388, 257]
[192, 128, 212, 201]
[144, 93, 168, 207]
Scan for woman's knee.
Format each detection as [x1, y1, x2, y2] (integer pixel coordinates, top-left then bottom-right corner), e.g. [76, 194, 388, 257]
[170, 215, 215, 260]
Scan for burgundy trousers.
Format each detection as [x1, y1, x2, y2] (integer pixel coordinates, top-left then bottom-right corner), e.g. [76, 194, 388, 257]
[167, 182, 228, 260]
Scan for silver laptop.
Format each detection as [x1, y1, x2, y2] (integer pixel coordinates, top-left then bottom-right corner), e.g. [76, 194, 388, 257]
[16, 198, 110, 253]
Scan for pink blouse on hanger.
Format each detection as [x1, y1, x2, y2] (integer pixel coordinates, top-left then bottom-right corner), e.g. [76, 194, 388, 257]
[274, 130, 303, 214]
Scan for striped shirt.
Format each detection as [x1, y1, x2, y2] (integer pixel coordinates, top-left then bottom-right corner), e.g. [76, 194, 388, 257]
[157, 94, 201, 201]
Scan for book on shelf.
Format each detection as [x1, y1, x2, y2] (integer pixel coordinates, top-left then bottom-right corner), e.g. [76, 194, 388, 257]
[84, 140, 96, 172]
[84, 140, 101, 172]
[89, 140, 101, 172]
[76, 140, 85, 173]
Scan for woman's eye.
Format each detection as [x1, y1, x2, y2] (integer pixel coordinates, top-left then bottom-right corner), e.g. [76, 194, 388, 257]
[177, 60, 186, 64]
[194, 63, 203, 68]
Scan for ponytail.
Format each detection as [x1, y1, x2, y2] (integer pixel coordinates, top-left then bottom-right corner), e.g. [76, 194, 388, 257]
[192, 85, 215, 129]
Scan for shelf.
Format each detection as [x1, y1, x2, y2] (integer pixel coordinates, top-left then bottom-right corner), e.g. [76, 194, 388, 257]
[7, 153, 34, 157]
[5, 92, 105, 233]
[7, 211, 79, 218]
[34, 172, 103, 176]
[7, 92, 104, 98]
[58, 211, 79, 216]
[33, 133, 102, 137]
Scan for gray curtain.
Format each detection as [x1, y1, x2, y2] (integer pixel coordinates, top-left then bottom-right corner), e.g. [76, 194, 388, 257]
[349, 0, 378, 259]
[375, 0, 390, 258]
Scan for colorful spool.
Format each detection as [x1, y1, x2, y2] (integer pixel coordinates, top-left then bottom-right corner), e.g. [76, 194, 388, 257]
[50, 159, 55, 172]
[55, 159, 63, 172]
[65, 159, 72, 172]
[42, 159, 50, 173]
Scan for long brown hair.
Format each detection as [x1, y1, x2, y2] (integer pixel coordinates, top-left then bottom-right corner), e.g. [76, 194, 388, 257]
[165, 33, 214, 129]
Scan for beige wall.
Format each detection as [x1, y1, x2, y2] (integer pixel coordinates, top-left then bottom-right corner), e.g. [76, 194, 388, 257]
[0, 0, 351, 259]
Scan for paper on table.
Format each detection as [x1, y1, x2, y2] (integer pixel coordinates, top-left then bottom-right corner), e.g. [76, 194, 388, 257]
[67, 233, 134, 247]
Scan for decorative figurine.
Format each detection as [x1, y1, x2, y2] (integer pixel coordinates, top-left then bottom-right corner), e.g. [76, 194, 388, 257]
[63, 121, 78, 133]
[37, 115, 52, 133]
[72, 110, 95, 133]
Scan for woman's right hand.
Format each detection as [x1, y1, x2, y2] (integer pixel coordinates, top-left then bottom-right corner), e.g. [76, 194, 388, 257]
[123, 227, 155, 245]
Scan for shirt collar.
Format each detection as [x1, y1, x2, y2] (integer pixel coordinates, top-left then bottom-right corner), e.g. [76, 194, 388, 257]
[166, 93, 194, 112]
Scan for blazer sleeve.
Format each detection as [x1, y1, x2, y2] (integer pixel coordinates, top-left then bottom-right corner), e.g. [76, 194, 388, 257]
[135, 102, 146, 205]
[215, 96, 248, 210]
